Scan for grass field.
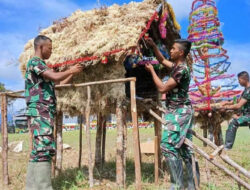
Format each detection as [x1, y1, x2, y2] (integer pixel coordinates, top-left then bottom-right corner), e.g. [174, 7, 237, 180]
[0, 125, 249, 190]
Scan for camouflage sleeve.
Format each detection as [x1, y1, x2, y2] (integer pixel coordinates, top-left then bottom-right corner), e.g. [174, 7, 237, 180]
[29, 58, 48, 76]
[242, 88, 250, 101]
[171, 65, 185, 84]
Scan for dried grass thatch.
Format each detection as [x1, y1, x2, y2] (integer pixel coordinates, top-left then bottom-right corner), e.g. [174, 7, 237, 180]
[19, 0, 180, 115]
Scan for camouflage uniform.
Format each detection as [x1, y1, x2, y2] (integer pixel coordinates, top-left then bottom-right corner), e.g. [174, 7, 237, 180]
[161, 63, 193, 158]
[225, 86, 250, 149]
[160, 63, 199, 190]
[25, 56, 56, 162]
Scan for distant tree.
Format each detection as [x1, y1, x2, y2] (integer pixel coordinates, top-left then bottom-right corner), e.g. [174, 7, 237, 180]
[0, 82, 6, 92]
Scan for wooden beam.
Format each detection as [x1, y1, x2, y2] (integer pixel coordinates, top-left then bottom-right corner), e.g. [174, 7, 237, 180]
[55, 111, 63, 175]
[86, 86, 94, 188]
[1, 94, 9, 185]
[130, 80, 142, 190]
[184, 139, 250, 190]
[56, 77, 136, 89]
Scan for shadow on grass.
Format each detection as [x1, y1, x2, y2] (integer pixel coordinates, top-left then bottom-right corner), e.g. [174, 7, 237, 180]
[52, 158, 155, 189]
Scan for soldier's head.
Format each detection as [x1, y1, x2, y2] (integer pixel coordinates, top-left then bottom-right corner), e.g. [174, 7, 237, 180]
[34, 35, 52, 60]
[238, 71, 249, 87]
[170, 39, 192, 61]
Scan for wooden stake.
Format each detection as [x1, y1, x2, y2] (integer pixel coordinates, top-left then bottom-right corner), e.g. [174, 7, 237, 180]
[1, 94, 9, 185]
[56, 111, 63, 175]
[154, 136, 159, 185]
[130, 80, 142, 190]
[86, 86, 94, 188]
[95, 113, 103, 169]
[184, 139, 250, 190]
[123, 111, 127, 188]
[116, 101, 125, 187]
[52, 114, 58, 178]
[78, 115, 83, 168]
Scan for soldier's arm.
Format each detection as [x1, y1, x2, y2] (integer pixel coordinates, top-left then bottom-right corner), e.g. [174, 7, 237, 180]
[42, 64, 83, 83]
[225, 98, 247, 110]
[146, 38, 174, 69]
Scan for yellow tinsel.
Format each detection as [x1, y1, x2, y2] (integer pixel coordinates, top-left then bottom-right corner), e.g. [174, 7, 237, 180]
[167, 3, 181, 31]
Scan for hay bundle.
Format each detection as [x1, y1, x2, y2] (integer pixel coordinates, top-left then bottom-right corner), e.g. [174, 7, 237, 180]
[19, 0, 180, 116]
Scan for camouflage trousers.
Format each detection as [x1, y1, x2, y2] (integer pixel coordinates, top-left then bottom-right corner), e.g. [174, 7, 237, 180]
[225, 115, 250, 149]
[28, 116, 56, 162]
[161, 106, 194, 159]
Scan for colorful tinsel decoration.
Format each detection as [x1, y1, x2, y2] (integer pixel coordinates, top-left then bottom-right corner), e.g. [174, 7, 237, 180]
[188, 0, 241, 111]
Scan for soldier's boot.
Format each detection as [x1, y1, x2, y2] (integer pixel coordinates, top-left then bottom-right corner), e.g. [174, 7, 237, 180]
[34, 162, 54, 190]
[225, 121, 238, 150]
[167, 155, 184, 190]
[184, 158, 200, 190]
[26, 162, 36, 190]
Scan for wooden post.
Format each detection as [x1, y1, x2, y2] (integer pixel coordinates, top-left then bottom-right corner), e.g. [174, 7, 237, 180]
[78, 115, 83, 168]
[130, 80, 142, 190]
[55, 111, 63, 175]
[86, 86, 94, 187]
[95, 113, 103, 169]
[154, 109, 161, 185]
[205, 160, 211, 185]
[184, 139, 250, 190]
[191, 154, 200, 190]
[203, 127, 208, 147]
[116, 101, 125, 187]
[1, 94, 9, 185]
[101, 118, 106, 168]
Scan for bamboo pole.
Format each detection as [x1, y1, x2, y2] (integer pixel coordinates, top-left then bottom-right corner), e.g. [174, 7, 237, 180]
[56, 77, 136, 89]
[78, 115, 83, 168]
[52, 114, 58, 178]
[55, 111, 63, 175]
[116, 101, 125, 187]
[86, 86, 94, 188]
[1, 94, 9, 185]
[95, 113, 103, 169]
[191, 130, 250, 179]
[191, 154, 200, 190]
[130, 80, 142, 190]
[184, 139, 250, 190]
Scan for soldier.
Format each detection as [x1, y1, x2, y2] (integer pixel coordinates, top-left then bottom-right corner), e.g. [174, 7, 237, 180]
[220, 71, 250, 150]
[145, 38, 199, 190]
[25, 35, 83, 190]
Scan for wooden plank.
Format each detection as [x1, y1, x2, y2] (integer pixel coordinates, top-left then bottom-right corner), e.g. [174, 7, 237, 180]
[86, 86, 94, 187]
[130, 80, 142, 190]
[184, 139, 250, 190]
[1, 94, 9, 185]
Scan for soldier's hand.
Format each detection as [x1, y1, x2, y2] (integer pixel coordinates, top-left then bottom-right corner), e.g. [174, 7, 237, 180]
[70, 64, 84, 74]
[146, 38, 156, 48]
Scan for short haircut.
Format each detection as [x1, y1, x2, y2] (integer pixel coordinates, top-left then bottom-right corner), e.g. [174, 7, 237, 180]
[238, 71, 249, 81]
[174, 39, 192, 57]
[34, 35, 52, 49]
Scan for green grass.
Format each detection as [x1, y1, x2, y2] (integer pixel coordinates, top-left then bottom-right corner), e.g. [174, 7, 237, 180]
[0, 126, 249, 190]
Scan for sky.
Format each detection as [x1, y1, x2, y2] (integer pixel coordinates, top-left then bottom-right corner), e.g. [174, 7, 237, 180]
[0, 0, 250, 111]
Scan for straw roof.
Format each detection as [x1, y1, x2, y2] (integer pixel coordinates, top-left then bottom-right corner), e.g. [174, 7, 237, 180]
[19, 0, 181, 115]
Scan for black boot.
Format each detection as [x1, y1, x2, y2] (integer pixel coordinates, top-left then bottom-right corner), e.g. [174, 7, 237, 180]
[166, 155, 184, 190]
[225, 122, 237, 149]
[184, 158, 200, 190]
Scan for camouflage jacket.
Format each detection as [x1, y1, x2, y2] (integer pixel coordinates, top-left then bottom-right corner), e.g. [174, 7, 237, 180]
[25, 57, 56, 118]
[241, 86, 250, 115]
[166, 62, 191, 108]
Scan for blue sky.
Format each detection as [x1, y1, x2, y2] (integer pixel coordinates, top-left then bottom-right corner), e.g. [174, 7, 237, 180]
[0, 0, 249, 111]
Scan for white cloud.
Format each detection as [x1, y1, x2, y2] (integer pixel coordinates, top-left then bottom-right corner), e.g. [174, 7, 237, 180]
[167, 0, 193, 20]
